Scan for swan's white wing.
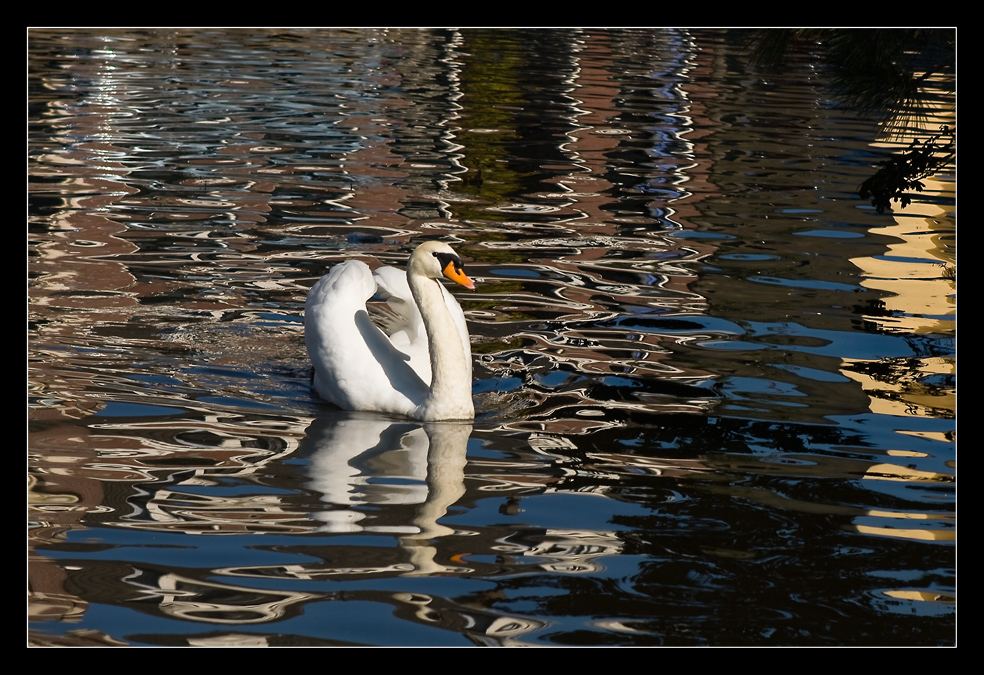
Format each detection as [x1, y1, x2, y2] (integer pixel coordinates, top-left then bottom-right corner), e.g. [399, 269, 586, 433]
[305, 260, 427, 416]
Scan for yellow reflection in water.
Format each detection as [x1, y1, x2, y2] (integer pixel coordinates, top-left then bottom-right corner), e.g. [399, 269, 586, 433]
[843, 98, 955, 421]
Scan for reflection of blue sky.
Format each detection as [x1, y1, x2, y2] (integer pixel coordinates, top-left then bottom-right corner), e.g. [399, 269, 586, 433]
[728, 320, 916, 360]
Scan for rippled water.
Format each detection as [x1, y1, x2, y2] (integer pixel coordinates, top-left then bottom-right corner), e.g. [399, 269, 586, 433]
[29, 28, 955, 646]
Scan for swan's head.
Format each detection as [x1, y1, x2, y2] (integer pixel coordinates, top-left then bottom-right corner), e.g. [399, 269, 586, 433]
[410, 241, 476, 291]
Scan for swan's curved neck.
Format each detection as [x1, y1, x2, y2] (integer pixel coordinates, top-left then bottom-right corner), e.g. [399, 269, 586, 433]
[408, 266, 472, 419]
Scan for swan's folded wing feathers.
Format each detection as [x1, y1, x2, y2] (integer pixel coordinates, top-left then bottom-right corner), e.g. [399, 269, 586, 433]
[371, 265, 430, 380]
[371, 266, 421, 335]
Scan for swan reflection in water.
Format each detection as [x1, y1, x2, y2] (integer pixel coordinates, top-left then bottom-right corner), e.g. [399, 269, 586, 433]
[300, 412, 472, 575]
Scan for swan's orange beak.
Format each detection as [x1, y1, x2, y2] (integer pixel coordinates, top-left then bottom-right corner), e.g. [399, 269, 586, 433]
[442, 259, 476, 291]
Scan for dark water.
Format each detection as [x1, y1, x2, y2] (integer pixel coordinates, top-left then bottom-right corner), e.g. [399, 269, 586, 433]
[29, 29, 955, 647]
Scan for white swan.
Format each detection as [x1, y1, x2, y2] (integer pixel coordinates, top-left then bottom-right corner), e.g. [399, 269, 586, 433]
[304, 241, 475, 421]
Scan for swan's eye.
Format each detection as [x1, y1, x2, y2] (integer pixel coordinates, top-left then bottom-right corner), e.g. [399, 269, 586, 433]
[433, 252, 463, 276]
[433, 251, 475, 290]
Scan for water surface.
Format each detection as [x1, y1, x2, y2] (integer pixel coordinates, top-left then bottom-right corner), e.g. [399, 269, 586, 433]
[29, 28, 955, 647]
